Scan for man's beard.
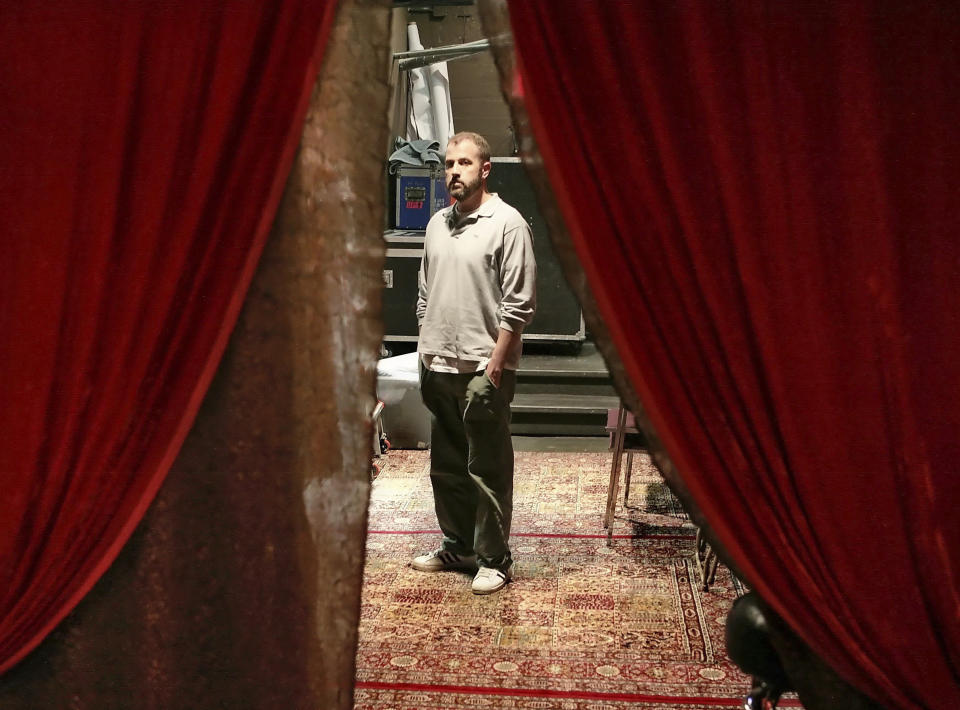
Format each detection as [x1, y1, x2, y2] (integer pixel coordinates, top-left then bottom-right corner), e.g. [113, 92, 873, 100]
[449, 174, 481, 202]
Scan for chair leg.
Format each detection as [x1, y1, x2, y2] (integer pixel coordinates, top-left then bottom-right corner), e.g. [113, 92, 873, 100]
[623, 451, 634, 507]
[604, 456, 621, 544]
[694, 526, 720, 591]
[604, 406, 628, 543]
[704, 548, 719, 588]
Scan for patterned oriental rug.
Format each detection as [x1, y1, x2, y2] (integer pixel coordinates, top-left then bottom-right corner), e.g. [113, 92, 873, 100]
[355, 450, 800, 709]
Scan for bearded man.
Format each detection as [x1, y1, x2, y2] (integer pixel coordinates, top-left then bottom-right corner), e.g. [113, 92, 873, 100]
[412, 131, 537, 594]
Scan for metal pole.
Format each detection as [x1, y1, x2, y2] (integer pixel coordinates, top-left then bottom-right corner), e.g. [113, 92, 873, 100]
[393, 38, 489, 60]
[398, 47, 488, 72]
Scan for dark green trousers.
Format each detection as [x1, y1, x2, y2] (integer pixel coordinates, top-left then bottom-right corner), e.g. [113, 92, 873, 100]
[419, 366, 516, 571]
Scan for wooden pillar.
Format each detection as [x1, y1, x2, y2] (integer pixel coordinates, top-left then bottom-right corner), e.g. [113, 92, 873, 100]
[0, 1, 391, 707]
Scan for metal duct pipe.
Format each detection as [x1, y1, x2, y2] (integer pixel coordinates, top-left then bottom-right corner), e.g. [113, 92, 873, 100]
[395, 39, 490, 72]
[393, 38, 489, 59]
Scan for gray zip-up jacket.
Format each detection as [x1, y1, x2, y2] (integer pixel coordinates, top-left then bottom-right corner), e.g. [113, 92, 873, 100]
[416, 194, 537, 370]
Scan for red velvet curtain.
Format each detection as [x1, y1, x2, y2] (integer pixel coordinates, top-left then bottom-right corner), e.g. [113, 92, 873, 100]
[0, 1, 336, 674]
[508, 2, 959, 708]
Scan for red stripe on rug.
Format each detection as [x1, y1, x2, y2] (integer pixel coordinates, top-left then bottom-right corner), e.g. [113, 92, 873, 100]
[355, 680, 802, 706]
[367, 530, 695, 540]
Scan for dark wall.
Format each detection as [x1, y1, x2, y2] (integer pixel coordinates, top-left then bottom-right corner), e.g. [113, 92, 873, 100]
[395, 2, 516, 156]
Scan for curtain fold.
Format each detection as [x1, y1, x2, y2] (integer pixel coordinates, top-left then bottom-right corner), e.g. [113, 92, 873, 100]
[0, 0, 337, 674]
[507, 2, 960, 709]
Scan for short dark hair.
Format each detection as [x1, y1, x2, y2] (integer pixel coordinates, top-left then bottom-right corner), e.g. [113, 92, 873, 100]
[447, 131, 491, 163]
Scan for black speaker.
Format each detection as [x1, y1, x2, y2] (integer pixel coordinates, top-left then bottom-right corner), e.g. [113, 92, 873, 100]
[487, 158, 584, 341]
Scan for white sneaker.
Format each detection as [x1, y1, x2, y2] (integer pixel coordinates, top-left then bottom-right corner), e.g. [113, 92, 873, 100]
[411, 548, 478, 572]
[471, 565, 512, 594]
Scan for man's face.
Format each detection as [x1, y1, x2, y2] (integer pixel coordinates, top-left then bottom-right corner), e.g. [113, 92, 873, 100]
[444, 139, 488, 203]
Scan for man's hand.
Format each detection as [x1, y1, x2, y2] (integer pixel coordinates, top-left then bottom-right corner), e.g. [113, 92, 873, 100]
[485, 327, 521, 389]
[485, 357, 504, 388]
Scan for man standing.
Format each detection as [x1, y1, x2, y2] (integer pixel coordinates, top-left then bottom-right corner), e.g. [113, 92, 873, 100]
[412, 131, 537, 594]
